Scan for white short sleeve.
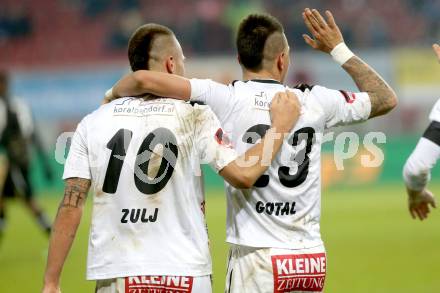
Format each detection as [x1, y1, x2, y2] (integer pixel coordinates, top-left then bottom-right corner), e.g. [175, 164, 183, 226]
[63, 117, 91, 180]
[403, 137, 440, 191]
[193, 104, 238, 173]
[311, 85, 371, 128]
[429, 99, 440, 122]
[189, 78, 235, 124]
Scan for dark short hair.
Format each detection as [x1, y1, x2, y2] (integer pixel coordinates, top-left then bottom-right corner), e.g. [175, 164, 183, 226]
[128, 24, 174, 71]
[236, 14, 284, 71]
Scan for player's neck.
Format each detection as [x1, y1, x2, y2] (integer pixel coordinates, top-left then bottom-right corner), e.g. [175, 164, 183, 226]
[242, 70, 281, 83]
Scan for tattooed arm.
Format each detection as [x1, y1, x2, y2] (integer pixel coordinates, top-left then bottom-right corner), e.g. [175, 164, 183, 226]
[43, 178, 91, 293]
[341, 57, 397, 117]
[302, 8, 397, 118]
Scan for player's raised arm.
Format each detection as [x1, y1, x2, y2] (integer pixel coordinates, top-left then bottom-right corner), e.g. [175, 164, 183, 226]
[302, 8, 397, 118]
[104, 70, 191, 103]
[43, 178, 91, 293]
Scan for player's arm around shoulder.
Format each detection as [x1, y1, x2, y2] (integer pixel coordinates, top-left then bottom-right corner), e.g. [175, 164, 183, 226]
[302, 8, 397, 119]
[42, 178, 91, 293]
[103, 70, 191, 103]
[102, 70, 232, 110]
[219, 91, 301, 188]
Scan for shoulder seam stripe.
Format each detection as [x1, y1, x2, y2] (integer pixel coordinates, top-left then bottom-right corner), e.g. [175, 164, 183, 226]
[423, 121, 440, 146]
[293, 83, 315, 92]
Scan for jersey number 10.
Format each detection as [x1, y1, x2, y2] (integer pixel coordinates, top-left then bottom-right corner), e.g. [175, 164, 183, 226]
[102, 128, 178, 195]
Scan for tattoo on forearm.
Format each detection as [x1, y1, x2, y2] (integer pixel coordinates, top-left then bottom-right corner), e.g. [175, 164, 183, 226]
[342, 56, 396, 118]
[60, 178, 91, 209]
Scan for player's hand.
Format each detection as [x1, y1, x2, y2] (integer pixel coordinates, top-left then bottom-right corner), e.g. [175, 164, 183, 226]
[433, 44, 440, 63]
[102, 87, 116, 105]
[407, 188, 436, 220]
[270, 91, 301, 133]
[302, 8, 344, 53]
[102, 96, 112, 105]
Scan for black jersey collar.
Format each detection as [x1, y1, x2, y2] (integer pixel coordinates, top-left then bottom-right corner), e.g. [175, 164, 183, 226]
[231, 79, 283, 86]
[249, 79, 282, 85]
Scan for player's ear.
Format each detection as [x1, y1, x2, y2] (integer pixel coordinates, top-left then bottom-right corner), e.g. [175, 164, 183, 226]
[277, 52, 285, 72]
[165, 56, 175, 74]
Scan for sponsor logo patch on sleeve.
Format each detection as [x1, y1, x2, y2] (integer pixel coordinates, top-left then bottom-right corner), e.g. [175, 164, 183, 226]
[125, 275, 194, 292]
[215, 128, 232, 148]
[271, 253, 326, 292]
[339, 90, 356, 104]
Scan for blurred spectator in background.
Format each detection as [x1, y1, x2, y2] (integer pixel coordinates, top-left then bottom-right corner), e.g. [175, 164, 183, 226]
[1, 0, 439, 67]
[107, 9, 143, 51]
[290, 69, 314, 87]
[0, 5, 32, 43]
[0, 70, 53, 241]
[83, 0, 111, 17]
[83, 0, 140, 17]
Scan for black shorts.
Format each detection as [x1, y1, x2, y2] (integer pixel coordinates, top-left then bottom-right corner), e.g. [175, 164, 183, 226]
[1, 165, 33, 199]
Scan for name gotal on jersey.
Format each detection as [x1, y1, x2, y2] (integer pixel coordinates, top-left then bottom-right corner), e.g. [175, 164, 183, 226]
[63, 97, 237, 280]
[190, 79, 371, 250]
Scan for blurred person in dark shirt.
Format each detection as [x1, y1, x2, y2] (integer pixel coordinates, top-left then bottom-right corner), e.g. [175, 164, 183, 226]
[0, 6, 32, 40]
[0, 70, 53, 242]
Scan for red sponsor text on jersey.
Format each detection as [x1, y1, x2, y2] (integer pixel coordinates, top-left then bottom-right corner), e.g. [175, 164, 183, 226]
[125, 275, 194, 293]
[271, 253, 326, 292]
[215, 128, 232, 148]
[339, 90, 356, 104]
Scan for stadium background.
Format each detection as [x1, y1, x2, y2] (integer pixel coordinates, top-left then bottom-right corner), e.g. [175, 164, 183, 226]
[0, 0, 439, 292]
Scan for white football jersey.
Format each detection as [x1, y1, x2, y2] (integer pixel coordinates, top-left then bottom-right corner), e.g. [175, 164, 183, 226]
[190, 79, 371, 249]
[63, 97, 237, 280]
[403, 98, 440, 190]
